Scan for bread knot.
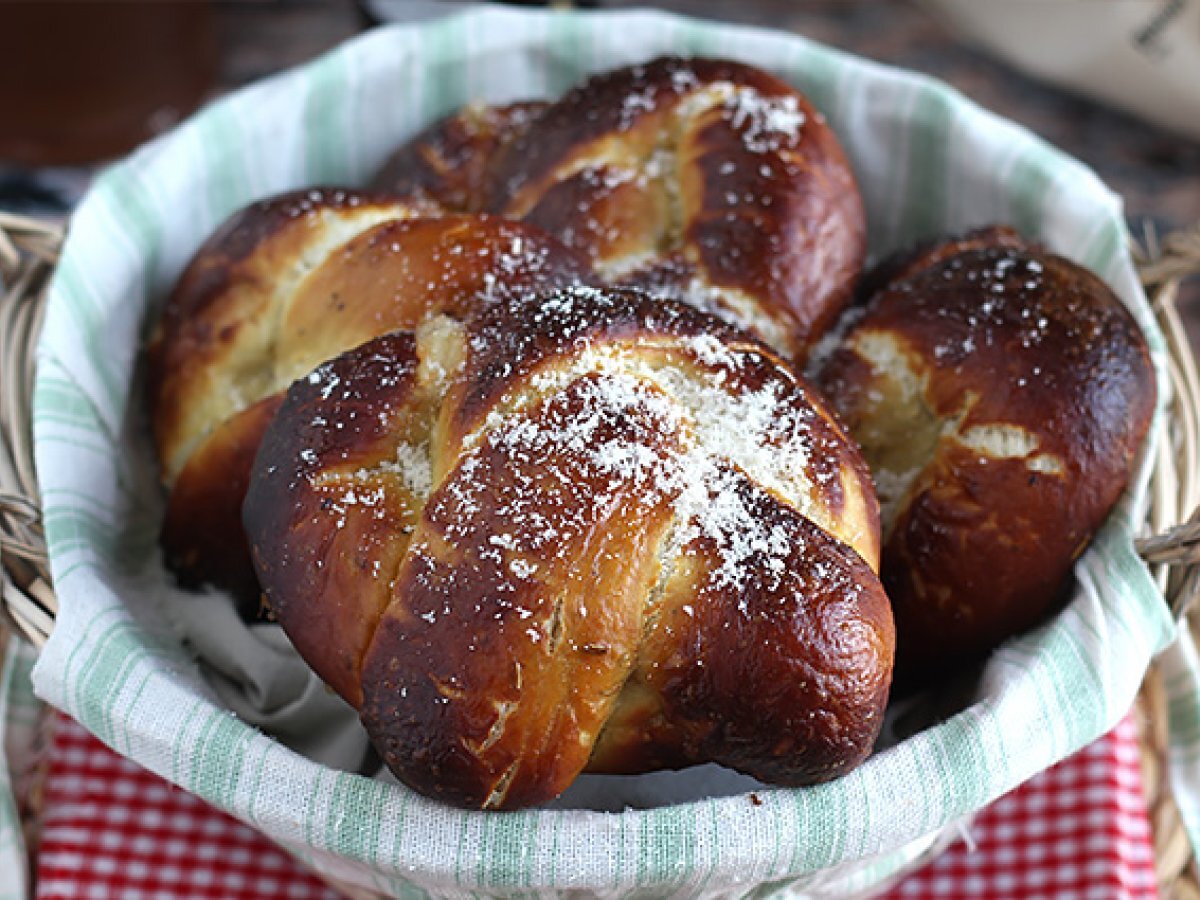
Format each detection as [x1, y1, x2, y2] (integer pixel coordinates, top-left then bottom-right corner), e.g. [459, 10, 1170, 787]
[245, 286, 893, 809]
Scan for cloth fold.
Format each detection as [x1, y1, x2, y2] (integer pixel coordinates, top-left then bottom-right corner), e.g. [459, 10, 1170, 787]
[168, 593, 370, 774]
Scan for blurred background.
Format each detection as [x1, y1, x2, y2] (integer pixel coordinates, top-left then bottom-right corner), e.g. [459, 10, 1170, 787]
[0, 0, 1197, 347]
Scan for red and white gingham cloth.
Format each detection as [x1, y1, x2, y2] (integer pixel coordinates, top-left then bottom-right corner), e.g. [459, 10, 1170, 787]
[882, 713, 1158, 900]
[36, 713, 340, 900]
[35, 712, 1158, 899]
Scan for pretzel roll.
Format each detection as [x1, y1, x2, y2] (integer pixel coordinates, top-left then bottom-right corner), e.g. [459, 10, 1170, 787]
[487, 57, 866, 359]
[149, 189, 589, 609]
[244, 286, 893, 809]
[149, 188, 440, 485]
[817, 228, 1156, 687]
[372, 58, 866, 360]
[372, 100, 549, 211]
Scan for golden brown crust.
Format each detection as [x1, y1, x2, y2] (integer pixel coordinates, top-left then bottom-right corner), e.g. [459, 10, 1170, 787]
[486, 57, 866, 360]
[361, 369, 681, 808]
[245, 286, 893, 809]
[371, 57, 866, 360]
[160, 393, 283, 616]
[370, 101, 549, 211]
[150, 190, 590, 610]
[852, 224, 1026, 302]
[148, 188, 439, 484]
[817, 230, 1157, 687]
[590, 476, 892, 785]
[245, 333, 430, 705]
[449, 287, 880, 566]
[272, 214, 589, 372]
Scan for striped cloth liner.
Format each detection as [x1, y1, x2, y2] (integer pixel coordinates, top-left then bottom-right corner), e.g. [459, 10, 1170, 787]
[21, 6, 1185, 897]
[0, 637, 39, 900]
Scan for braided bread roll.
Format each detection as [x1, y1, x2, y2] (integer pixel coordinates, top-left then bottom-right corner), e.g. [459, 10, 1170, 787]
[816, 227, 1156, 687]
[243, 286, 894, 810]
[374, 57, 866, 360]
[148, 188, 589, 609]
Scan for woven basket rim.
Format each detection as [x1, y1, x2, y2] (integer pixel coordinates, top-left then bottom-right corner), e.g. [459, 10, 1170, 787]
[0, 213, 58, 650]
[2, 211, 1199, 897]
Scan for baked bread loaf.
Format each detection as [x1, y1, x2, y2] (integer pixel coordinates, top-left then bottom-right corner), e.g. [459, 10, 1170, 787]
[148, 188, 589, 610]
[374, 57, 866, 360]
[816, 226, 1156, 687]
[372, 100, 548, 212]
[243, 286, 894, 809]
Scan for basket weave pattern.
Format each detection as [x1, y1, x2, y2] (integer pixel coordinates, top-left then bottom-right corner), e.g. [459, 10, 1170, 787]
[1, 214, 1198, 895]
[0, 214, 57, 650]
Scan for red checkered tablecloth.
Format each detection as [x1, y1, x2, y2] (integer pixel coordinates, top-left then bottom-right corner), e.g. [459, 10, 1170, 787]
[35, 712, 1158, 899]
[36, 714, 340, 900]
[882, 713, 1158, 899]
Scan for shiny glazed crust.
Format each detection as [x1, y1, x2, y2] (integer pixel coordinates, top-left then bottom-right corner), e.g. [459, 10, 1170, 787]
[817, 227, 1156, 686]
[148, 188, 439, 484]
[148, 189, 590, 608]
[371, 100, 549, 211]
[374, 57, 866, 360]
[244, 287, 893, 809]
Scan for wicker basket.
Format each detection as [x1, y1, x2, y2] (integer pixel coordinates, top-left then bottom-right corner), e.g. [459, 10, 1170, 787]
[1, 210, 1199, 896]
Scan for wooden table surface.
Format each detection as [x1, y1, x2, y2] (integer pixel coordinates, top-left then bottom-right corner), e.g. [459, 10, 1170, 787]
[216, 0, 1200, 353]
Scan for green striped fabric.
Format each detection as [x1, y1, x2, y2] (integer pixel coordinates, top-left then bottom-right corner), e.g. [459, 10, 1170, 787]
[0, 637, 39, 900]
[24, 8, 1179, 897]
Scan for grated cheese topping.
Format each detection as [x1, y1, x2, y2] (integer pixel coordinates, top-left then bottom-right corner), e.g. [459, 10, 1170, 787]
[441, 327, 832, 600]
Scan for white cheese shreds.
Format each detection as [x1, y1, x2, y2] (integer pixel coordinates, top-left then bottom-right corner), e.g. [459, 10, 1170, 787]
[442, 330, 831, 597]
